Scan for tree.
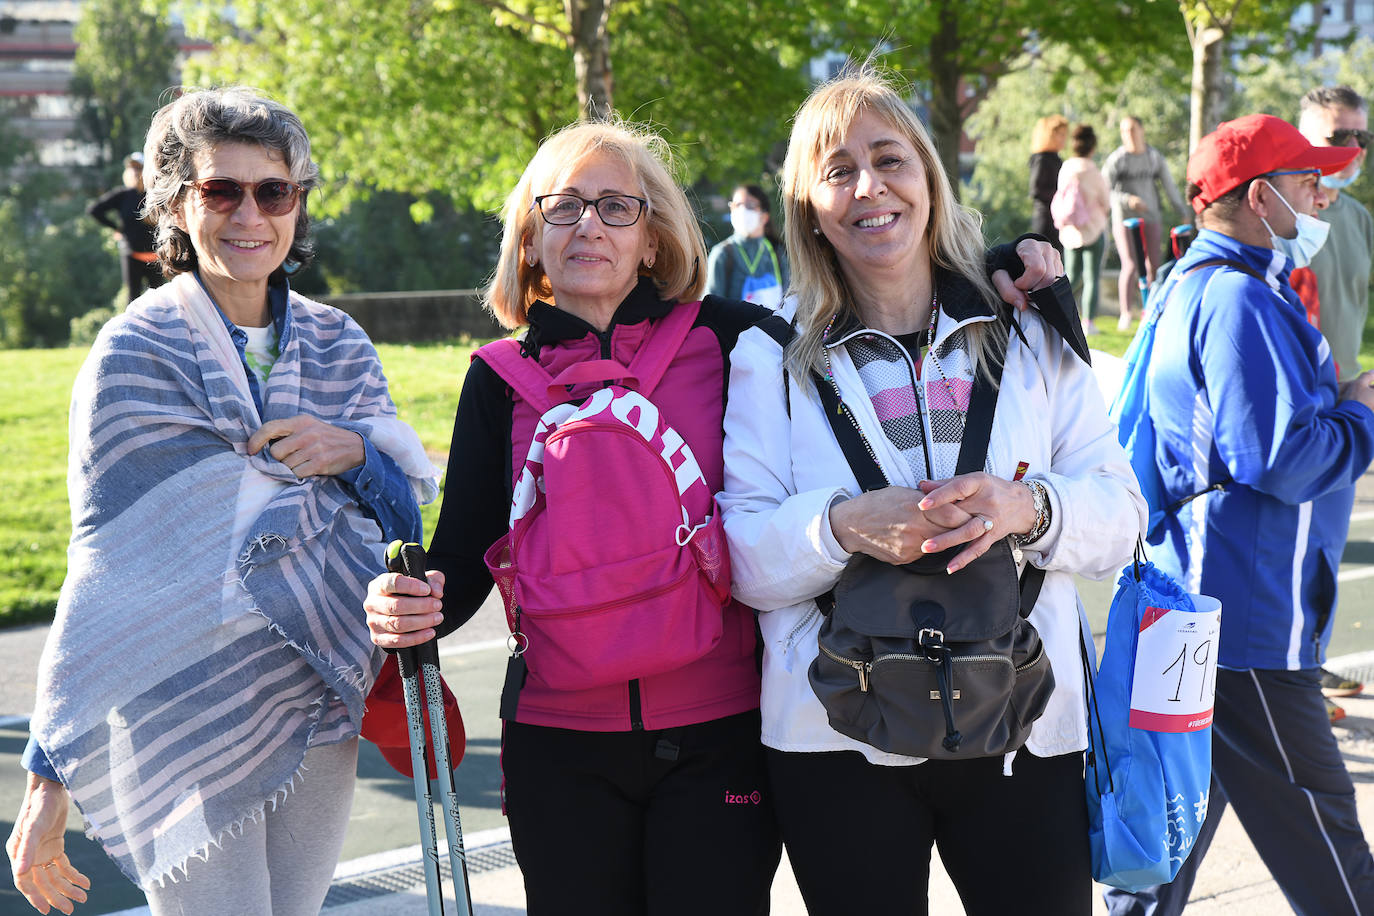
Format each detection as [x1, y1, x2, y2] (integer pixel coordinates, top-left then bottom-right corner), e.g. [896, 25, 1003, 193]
[70, 0, 179, 169]
[180, 0, 815, 214]
[810, 0, 1183, 193]
[0, 174, 120, 348]
[965, 46, 1191, 244]
[1179, 0, 1318, 150]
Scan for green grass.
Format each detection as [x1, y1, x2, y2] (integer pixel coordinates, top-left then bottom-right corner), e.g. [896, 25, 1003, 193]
[0, 349, 88, 626]
[0, 339, 488, 627]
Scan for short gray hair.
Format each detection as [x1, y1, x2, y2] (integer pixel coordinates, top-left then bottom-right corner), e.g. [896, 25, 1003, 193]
[142, 87, 321, 278]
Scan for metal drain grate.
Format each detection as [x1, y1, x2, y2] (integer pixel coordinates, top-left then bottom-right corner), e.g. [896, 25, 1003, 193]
[323, 841, 518, 907]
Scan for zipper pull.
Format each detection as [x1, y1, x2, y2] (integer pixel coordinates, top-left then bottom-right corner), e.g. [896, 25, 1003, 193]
[858, 661, 871, 693]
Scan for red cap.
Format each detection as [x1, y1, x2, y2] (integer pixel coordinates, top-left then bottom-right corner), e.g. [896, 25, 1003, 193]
[1186, 113, 1358, 214]
[361, 652, 465, 779]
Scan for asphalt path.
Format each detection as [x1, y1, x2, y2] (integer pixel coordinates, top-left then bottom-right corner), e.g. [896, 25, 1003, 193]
[5, 466, 1374, 914]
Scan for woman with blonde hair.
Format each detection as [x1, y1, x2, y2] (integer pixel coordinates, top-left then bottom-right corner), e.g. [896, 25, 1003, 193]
[1030, 113, 1070, 250]
[719, 68, 1144, 914]
[363, 118, 783, 914]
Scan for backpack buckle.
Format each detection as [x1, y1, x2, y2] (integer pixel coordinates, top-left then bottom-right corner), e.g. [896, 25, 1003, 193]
[917, 627, 947, 661]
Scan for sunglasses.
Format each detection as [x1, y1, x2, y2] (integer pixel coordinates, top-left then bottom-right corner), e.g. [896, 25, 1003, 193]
[1328, 128, 1373, 149]
[184, 177, 304, 216]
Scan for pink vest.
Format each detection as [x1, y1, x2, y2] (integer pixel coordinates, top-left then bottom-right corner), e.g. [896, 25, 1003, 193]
[494, 304, 760, 731]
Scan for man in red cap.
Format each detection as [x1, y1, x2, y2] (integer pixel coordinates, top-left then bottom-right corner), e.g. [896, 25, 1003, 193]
[1107, 114, 1374, 915]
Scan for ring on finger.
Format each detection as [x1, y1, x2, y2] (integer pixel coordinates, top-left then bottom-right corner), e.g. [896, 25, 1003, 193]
[976, 515, 994, 532]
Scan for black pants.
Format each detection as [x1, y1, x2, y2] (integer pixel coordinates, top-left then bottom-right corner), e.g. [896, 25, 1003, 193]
[121, 253, 162, 302]
[768, 747, 1092, 916]
[1105, 667, 1374, 916]
[502, 711, 781, 916]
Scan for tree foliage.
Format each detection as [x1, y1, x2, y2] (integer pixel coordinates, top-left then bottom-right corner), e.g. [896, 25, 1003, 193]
[0, 174, 120, 348]
[806, 0, 1183, 193]
[965, 46, 1191, 245]
[70, 0, 179, 169]
[1179, 0, 1319, 149]
[179, 0, 815, 214]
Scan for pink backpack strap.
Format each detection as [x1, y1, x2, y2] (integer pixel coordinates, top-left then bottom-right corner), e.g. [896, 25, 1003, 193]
[628, 301, 701, 397]
[473, 338, 555, 413]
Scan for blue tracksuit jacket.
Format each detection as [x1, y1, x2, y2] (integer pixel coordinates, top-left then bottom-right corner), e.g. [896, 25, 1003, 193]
[1147, 228, 1374, 670]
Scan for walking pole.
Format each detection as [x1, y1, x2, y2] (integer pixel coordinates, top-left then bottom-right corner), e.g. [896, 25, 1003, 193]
[387, 541, 474, 916]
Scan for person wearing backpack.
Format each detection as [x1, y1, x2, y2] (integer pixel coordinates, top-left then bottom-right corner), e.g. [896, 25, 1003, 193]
[718, 67, 1146, 916]
[1056, 124, 1111, 335]
[1104, 114, 1374, 916]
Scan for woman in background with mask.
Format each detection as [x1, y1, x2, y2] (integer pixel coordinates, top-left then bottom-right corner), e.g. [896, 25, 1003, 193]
[706, 183, 789, 307]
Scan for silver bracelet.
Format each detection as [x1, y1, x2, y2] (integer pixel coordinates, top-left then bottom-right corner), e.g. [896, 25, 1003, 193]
[1012, 479, 1051, 546]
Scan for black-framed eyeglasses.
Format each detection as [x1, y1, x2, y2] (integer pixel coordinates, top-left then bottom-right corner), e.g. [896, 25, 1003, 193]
[184, 177, 305, 216]
[532, 193, 647, 227]
[1328, 128, 1373, 149]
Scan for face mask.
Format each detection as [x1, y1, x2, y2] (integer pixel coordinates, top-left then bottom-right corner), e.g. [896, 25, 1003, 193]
[730, 206, 762, 238]
[1259, 180, 1330, 269]
[1321, 166, 1362, 190]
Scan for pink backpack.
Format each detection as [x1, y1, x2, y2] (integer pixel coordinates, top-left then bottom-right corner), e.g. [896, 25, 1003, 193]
[1052, 173, 1090, 230]
[477, 302, 731, 692]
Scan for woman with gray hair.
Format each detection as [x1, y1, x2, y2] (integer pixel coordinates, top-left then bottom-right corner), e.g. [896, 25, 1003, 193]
[719, 67, 1145, 913]
[7, 87, 437, 915]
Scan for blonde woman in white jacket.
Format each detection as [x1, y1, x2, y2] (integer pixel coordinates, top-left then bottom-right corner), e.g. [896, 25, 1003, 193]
[719, 68, 1146, 916]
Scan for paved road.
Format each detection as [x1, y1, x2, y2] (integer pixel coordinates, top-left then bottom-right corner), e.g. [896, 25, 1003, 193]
[6, 468, 1374, 914]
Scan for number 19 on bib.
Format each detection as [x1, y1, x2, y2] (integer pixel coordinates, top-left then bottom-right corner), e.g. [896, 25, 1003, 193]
[1128, 595, 1222, 732]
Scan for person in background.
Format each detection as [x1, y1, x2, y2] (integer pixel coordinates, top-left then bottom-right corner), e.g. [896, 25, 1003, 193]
[1057, 124, 1111, 335]
[1103, 115, 1187, 330]
[1106, 112, 1374, 916]
[706, 183, 789, 308]
[1293, 85, 1374, 717]
[88, 151, 163, 303]
[8, 87, 436, 916]
[720, 67, 1144, 915]
[365, 119, 785, 916]
[1029, 114, 1069, 252]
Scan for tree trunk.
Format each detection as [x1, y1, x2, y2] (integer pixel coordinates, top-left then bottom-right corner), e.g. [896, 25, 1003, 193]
[928, 2, 963, 199]
[565, 0, 613, 120]
[1189, 26, 1228, 152]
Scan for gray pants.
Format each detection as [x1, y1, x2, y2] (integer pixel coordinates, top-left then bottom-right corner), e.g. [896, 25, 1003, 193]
[146, 738, 357, 916]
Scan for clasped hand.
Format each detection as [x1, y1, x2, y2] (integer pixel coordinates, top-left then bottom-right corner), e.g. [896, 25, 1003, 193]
[829, 473, 1036, 573]
[247, 415, 365, 478]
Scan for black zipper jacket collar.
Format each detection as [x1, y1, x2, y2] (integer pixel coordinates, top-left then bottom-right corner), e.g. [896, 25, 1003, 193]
[522, 277, 673, 358]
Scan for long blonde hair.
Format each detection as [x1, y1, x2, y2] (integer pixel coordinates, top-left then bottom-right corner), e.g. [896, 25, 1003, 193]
[484, 119, 705, 329]
[781, 66, 1002, 384]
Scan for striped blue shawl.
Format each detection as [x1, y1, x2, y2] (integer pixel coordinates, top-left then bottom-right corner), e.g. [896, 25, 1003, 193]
[31, 272, 438, 889]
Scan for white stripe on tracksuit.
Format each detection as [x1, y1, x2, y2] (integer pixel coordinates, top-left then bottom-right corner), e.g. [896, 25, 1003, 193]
[1247, 670, 1362, 914]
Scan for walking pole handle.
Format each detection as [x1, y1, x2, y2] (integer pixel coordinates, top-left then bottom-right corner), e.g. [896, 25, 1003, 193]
[385, 540, 445, 916]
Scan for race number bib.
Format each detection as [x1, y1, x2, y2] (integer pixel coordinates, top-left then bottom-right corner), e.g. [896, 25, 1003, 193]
[740, 273, 782, 309]
[1128, 595, 1221, 732]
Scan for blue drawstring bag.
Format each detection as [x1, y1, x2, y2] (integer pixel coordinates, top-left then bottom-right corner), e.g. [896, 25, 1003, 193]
[1083, 554, 1219, 891]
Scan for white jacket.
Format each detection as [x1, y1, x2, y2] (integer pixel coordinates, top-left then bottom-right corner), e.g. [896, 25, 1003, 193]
[720, 296, 1146, 765]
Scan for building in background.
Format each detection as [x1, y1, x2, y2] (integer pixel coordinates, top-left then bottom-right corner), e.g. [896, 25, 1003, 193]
[0, 0, 206, 168]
